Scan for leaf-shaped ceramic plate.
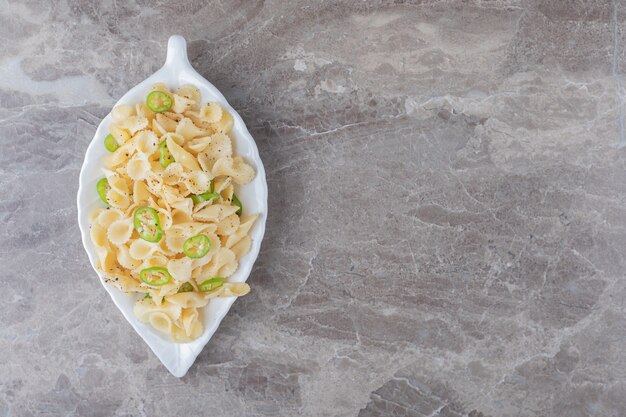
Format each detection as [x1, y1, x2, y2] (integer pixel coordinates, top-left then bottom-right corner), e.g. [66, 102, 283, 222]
[77, 35, 268, 377]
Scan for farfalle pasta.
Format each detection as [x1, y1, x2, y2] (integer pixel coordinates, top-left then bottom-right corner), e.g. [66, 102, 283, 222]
[90, 84, 257, 343]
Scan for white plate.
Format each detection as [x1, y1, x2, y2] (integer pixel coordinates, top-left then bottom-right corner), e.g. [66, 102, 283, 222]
[76, 35, 268, 377]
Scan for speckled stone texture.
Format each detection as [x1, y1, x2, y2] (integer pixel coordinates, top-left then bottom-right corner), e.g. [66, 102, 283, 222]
[1, 0, 626, 416]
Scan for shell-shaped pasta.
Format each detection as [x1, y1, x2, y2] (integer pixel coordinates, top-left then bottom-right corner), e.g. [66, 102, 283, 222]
[152, 118, 167, 136]
[167, 257, 192, 282]
[224, 214, 258, 248]
[231, 235, 252, 258]
[119, 116, 148, 135]
[107, 218, 134, 245]
[133, 181, 152, 204]
[166, 292, 210, 309]
[172, 94, 195, 114]
[163, 111, 183, 122]
[176, 85, 201, 106]
[149, 312, 174, 335]
[218, 259, 238, 278]
[155, 113, 178, 133]
[172, 314, 203, 342]
[181, 307, 202, 337]
[116, 244, 142, 270]
[104, 141, 135, 169]
[184, 111, 215, 133]
[183, 170, 212, 194]
[90, 223, 108, 248]
[199, 102, 223, 123]
[201, 282, 250, 299]
[211, 109, 233, 133]
[172, 208, 193, 225]
[198, 247, 236, 278]
[126, 154, 151, 181]
[197, 133, 233, 172]
[106, 189, 130, 209]
[176, 117, 207, 141]
[134, 130, 159, 156]
[166, 136, 201, 171]
[171, 198, 193, 217]
[140, 254, 169, 270]
[95, 208, 123, 228]
[193, 204, 239, 223]
[103, 170, 129, 195]
[217, 213, 240, 236]
[135, 103, 156, 122]
[129, 239, 158, 260]
[162, 162, 184, 185]
[165, 227, 187, 253]
[111, 104, 136, 122]
[221, 184, 234, 202]
[161, 184, 185, 206]
[155, 206, 173, 231]
[89, 208, 105, 224]
[214, 177, 232, 193]
[212, 156, 255, 185]
[110, 124, 131, 145]
[187, 136, 212, 153]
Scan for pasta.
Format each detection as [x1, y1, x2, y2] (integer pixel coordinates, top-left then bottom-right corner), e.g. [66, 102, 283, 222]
[90, 83, 257, 343]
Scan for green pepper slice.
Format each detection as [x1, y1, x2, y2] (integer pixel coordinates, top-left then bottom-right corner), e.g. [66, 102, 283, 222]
[133, 206, 163, 242]
[183, 234, 211, 259]
[191, 192, 220, 205]
[140, 267, 171, 286]
[96, 178, 110, 205]
[159, 140, 175, 168]
[146, 90, 173, 113]
[177, 282, 194, 293]
[199, 277, 224, 292]
[232, 194, 242, 216]
[104, 134, 119, 152]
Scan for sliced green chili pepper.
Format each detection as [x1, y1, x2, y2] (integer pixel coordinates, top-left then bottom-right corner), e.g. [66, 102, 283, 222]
[143, 293, 152, 299]
[146, 90, 173, 113]
[191, 192, 220, 205]
[177, 282, 194, 293]
[232, 194, 242, 216]
[159, 140, 175, 168]
[133, 206, 163, 242]
[199, 277, 224, 292]
[183, 234, 211, 259]
[96, 178, 110, 205]
[210, 179, 215, 193]
[140, 267, 171, 286]
[104, 134, 119, 152]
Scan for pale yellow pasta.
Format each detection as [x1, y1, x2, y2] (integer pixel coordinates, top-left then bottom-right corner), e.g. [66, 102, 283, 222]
[133, 130, 159, 156]
[172, 94, 195, 113]
[176, 117, 207, 140]
[166, 136, 201, 171]
[211, 108, 233, 133]
[90, 83, 258, 343]
[129, 239, 158, 260]
[111, 104, 135, 122]
[212, 156, 255, 184]
[199, 102, 223, 123]
[118, 116, 148, 135]
[126, 154, 151, 181]
[107, 218, 134, 245]
[135, 103, 156, 122]
[176, 84, 201, 105]
[155, 113, 178, 133]
[110, 124, 131, 145]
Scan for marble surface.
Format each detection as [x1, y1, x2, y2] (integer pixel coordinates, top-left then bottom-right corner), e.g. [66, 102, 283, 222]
[1, 0, 626, 416]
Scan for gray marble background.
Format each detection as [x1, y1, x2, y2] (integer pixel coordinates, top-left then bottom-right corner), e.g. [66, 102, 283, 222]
[1, 1, 626, 416]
